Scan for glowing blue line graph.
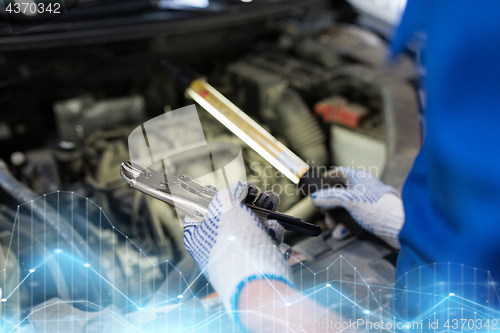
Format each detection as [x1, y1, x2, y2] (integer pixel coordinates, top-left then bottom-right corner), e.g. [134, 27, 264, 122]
[0, 191, 499, 332]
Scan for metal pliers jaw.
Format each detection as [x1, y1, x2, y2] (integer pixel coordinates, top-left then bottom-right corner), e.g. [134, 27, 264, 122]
[120, 160, 212, 222]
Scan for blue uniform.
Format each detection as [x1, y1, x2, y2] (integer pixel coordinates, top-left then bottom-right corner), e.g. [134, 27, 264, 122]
[391, 0, 500, 322]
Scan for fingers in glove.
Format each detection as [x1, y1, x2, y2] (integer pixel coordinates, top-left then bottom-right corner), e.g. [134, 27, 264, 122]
[332, 223, 351, 240]
[246, 181, 259, 197]
[244, 181, 259, 204]
[263, 219, 285, 244]
[214, 181, 249, 211]
[185, 183, 246, 228]
[254, 190, 280, 211]
[310, 186, 353, 209]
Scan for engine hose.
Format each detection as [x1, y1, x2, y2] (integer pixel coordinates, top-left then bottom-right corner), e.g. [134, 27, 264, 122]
[272, 89, 329, 167]
[0, 159, 112, 298]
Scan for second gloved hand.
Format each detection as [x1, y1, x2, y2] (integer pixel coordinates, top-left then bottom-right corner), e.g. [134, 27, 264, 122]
[311, 167, 405, 249]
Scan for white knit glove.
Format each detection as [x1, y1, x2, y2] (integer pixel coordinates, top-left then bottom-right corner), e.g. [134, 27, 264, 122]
[183, 182, 293, 319]
[311, 167, 404, 249]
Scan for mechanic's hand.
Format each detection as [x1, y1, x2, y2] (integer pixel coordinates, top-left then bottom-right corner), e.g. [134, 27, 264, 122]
[183, 182, 293, 316]
[311, 167, 404, 249]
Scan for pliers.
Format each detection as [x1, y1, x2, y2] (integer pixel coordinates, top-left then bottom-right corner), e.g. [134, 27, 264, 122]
[120, 160, 321, 236]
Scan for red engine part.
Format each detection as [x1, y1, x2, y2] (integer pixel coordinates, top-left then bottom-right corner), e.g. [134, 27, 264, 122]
[314, 96, 368, 129]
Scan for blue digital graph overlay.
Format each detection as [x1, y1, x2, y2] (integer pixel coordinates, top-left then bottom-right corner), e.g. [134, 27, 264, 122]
[1, 191, 499, 332]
